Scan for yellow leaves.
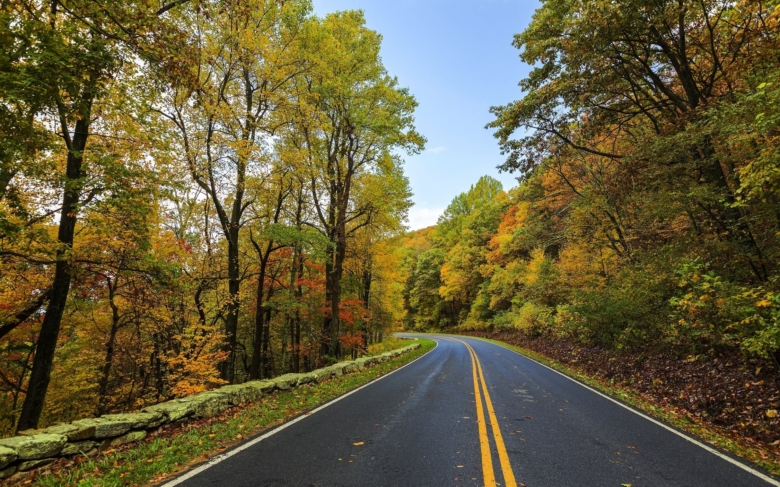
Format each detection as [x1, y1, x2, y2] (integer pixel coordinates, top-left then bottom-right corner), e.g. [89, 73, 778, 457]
[755, 299, 772, 308]
[352, 441, 364, 446]
[524, 248, 547, 286]
[766, 410, 778, 419]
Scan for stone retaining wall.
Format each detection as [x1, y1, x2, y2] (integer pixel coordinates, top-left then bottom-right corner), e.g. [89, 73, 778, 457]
[0, 343, 421, 480]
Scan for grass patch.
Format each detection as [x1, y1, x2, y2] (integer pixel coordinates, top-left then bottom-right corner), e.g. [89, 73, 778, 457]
[27, 339, 436, 487]
[467, 334, 780, 478]
[366, 336, 407, 354]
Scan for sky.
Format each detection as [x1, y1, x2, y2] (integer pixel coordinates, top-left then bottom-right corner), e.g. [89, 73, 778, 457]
[312, 0, 540, 229]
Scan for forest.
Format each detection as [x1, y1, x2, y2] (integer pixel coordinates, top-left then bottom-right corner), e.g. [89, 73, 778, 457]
[3, 0, 780, 450]
[401, 0, 780, 390]
[396, 0, 780, 454]
[0, 0, 423, 435]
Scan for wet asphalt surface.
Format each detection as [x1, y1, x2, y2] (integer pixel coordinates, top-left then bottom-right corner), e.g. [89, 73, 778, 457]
[168, 335, 779, 487]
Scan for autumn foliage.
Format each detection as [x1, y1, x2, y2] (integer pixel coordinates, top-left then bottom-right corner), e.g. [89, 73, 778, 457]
[401, 0, 780, 358]
[0, 0, 418, 434]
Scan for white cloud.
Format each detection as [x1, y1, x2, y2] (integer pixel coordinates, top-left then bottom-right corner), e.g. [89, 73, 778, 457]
[407, 206, 444, 230]
[426, 146, 447, 154]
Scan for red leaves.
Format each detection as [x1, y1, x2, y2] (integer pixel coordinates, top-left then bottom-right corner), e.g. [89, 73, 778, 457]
[339, 332, 365, 350]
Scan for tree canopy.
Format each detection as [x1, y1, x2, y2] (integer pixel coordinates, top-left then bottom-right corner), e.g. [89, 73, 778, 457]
[0, 0, 421, 434]
[402, 0, 780, 367]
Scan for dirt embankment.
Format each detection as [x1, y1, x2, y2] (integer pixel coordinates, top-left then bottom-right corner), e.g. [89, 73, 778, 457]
[462, 330, 780, 453]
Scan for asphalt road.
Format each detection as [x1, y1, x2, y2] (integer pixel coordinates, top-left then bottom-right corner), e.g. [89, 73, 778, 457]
[164, 335, 780, 487]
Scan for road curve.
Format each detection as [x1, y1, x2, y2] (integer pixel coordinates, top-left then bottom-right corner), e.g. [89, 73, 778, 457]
[162, 335, 779, 487]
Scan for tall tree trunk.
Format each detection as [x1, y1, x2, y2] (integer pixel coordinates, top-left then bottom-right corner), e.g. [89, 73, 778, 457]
[249, 252, 269, 379]
[328, 225, 346, 358]
[221, 225, 240, 383]
[97, 278, 121, 416]
[321, 191, 337, 359]
[361, 265, 371, 350]
[16, 107, 91, 432]
[293, 252, 304, 372]
[248, 184, 287, 379]
[152, 334, 164, 402]
[287, 241, 301, 373]
[261, 285, 274, 378]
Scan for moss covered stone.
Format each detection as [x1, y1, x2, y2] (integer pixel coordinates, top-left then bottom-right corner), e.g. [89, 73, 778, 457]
[338, 361, 358, 373]
[326, 364, 344, 377]
[217, 384, 257, 405]
[296, 372, 318, 386]
[143, 399, 197, 422]
[60, 440, 98, 456]
[0, 465, 15, 479]
[272, 373, 302, 390]
[311, 367, 333, 382]
[105, 430, 147, 448]
[246, 380, 276, 394]
[354, 357, 378, 370]
[278, 374, 311, 391]
[101, 412, 164, 430]
[0, 445, 16, 469]
[17, 458, 54, 472]
[40, 422, 96, 441]
[70, 417, 133, 439]
[0, 434, 66, 460]
[182, 392, 230, 418]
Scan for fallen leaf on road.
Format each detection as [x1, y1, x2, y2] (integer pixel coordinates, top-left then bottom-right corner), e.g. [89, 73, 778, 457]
[457, 465, 464, 468]
[353, 441, 364, 446]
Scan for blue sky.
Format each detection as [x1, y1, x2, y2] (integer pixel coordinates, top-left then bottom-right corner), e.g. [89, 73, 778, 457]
[313, 0, 540, 229]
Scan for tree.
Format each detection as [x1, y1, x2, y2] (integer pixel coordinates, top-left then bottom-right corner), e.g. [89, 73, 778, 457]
[158, 0, 312, 382]
[0, 1, 424, 434]
[4, 0, 191, 430]
[298, 11, 424, 358]
[488, 0, 780, 281]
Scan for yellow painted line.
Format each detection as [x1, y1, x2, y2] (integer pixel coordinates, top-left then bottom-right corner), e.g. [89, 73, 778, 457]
[473, 345, 518, 487]
[466, 338, 497, 486]
[455, 338, 518, 487]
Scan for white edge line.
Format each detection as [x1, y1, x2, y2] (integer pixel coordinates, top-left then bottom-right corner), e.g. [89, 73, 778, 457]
[160, 340, 439, 487]
[465, 335, 780, 486]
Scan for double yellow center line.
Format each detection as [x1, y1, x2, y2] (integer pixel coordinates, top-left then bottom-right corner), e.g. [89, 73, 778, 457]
[453, 338, 517, 487]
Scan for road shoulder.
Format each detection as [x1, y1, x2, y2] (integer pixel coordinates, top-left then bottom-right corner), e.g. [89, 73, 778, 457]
[460, 333, 780, 481]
